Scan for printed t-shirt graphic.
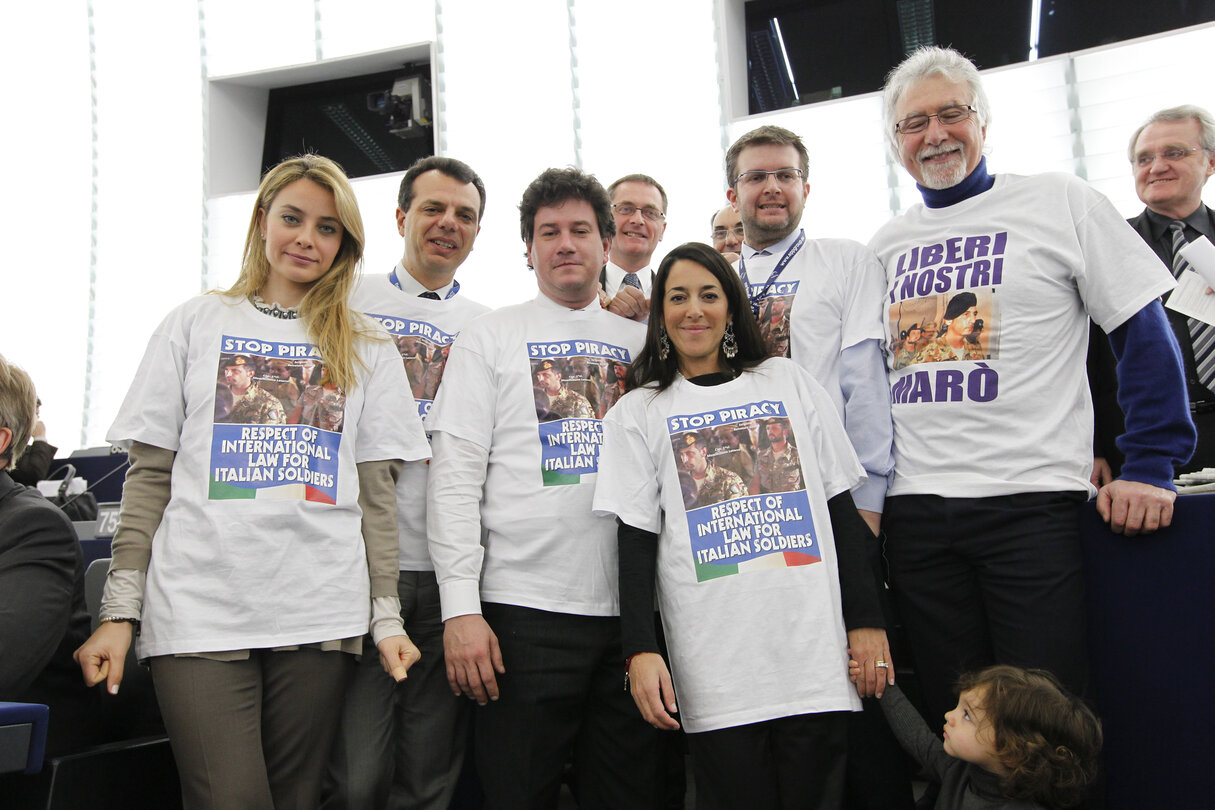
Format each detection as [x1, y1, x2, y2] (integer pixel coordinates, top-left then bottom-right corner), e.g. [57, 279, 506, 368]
[885, 231, 1006, 403]
[528, 340, 633, 486]
[211, 337, 344, 503]
[364, 312, 458, 419]
[749, 281, 797, 358]
[668, 400, 820, 582]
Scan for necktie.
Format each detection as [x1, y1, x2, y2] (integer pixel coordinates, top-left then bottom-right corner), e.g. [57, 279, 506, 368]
[622, 272, 642, 291]
[1170, 221, 1215, 391]
[419, 291, 441, 300]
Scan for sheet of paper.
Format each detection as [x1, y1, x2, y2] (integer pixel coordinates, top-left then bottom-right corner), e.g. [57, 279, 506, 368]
[1179, 235, 1215, 287]
[1165, 269, 1215, 326]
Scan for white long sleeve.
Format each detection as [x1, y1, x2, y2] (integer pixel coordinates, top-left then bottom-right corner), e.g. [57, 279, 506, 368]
[426, 431, 490, 621]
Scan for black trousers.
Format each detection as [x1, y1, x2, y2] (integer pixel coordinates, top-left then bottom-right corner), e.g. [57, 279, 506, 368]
[475, 603, 660, 810]
[688, 712, 848, 810]
[844, 550, 915, 810]
[323, 571, 468, 810]
[883, 491, 1089, 726]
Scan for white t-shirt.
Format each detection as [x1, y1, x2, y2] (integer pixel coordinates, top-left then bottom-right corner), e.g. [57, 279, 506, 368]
[352, 271, 491, 571]
[738, 231, 887, 416]
[869, 173, 1176, 498]
[427, 294, 645, 617]
[107, 294, 430, 657]
[594, 357, 864, 732]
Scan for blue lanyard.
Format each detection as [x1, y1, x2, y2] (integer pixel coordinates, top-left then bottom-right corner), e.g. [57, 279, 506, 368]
[738, 230, 805, 316]
[388, 267, 460, 299]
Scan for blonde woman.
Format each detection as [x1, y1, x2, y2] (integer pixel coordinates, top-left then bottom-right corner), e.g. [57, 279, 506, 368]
[75, 155, 430, 810]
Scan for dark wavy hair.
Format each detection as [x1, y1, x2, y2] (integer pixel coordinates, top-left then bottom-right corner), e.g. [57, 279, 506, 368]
[518, 167, 615, 245]
[627, 242, 766, 392]
[958, 665, 1102, 809]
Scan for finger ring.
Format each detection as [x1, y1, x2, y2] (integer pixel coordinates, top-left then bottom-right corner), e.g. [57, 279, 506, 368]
[875, 661, 889, 668]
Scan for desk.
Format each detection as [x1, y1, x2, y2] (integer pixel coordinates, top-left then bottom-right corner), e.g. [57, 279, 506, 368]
[1080, 493, 1215, 808]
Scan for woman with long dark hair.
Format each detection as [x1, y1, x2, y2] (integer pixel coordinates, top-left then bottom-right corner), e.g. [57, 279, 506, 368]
[75, 155, 430, 810]
[594, 241, 892, 809]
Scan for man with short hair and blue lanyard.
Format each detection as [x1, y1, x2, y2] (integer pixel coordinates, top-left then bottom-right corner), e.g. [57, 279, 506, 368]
[326, 155, 491, 810]
[724, 124, 908, 809]
[725, 125, 894, 536]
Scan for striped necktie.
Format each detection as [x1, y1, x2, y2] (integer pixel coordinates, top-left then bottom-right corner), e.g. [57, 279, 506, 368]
[622, 272, 642, 291]
[1170, 220, 1215, 391]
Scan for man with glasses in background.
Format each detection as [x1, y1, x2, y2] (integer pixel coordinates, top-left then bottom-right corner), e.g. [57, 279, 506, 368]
[710, 204, 743, 260]
[871, 48, 1195, 778]
[1124, 105, 1215, 471]
[601, 174, 667, 322]
[725, 124, 904, 808]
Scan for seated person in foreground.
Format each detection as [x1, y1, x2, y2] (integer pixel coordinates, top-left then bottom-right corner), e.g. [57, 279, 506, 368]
[10, 398, 56, 485]
[0, 354, 99, 756]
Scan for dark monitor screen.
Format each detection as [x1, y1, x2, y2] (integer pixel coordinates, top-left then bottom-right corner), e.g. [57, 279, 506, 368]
[746, 0, 1215, 114]
[262, 66, 434, 180]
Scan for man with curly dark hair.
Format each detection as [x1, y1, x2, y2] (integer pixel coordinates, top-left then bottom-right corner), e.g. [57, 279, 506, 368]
[427, 168, 660, 808]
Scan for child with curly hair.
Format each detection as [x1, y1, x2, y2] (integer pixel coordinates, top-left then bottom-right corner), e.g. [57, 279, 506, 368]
[856, 663, 1102, 809]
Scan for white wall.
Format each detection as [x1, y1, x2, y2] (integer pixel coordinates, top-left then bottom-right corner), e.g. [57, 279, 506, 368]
[2, 1, 1212, 453]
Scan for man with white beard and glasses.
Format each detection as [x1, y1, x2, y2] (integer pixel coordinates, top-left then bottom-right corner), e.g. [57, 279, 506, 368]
[870, 46, 1195, 752]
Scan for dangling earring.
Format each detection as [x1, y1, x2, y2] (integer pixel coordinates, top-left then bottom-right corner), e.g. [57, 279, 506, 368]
[722, 322, 738, 359]
[658, 328, 671, 361]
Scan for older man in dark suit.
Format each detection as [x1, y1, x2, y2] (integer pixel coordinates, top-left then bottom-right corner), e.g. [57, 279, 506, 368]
[0, 354, 97, 756]
[1126, 105, 1215, 472]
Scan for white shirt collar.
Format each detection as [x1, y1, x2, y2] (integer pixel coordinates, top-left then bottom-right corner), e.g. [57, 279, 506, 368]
[393, 262, 456, 299]
[740, 227, 803, 261]
[604, 259, 653, 296]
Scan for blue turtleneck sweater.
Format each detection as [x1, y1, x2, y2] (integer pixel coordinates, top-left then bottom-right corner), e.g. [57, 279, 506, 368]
[919, 156, 995, 209]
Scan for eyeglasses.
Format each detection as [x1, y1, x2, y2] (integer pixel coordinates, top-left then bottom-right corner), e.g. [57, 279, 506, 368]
[612, 203, 665, 222]
[712, 225, 745, 240]
[1133, 147, 1208, 167]
[894, 105, 976, 135]
[734, 168, 805, 187]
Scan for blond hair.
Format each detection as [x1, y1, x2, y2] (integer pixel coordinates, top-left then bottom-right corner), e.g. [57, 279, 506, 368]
[222, 154, 378, 391]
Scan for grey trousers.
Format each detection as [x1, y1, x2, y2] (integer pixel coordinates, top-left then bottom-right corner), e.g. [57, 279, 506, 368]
[323, 570, 469, 810]
[151, 648, 352, 810]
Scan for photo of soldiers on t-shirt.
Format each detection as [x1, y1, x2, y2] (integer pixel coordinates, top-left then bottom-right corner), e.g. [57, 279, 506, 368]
[889, 288, 999, 369]
[708, 422, 757, 495]
[532, 358, 595, 422]
[599, 359, 629, 415]
[258, 358, 302, 414]
[212, 352, 348, 435]
[393, 334, 453, 404]
[756, 417, 804, 495]
[672, 431, 747, 508]
[757, 294, 792, 358]
[561, 355, 602, 418]
[216, 354, 287, 426]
